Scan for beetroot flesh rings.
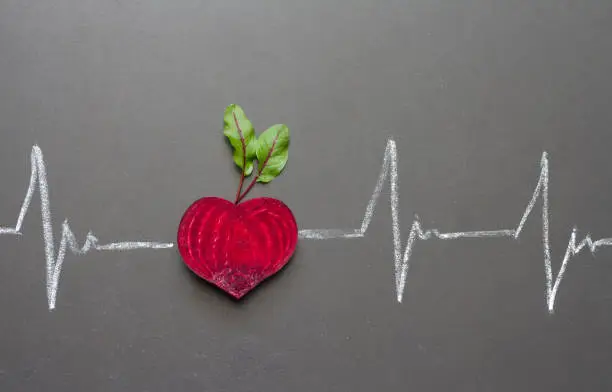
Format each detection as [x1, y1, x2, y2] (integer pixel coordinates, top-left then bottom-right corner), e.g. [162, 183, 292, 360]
[177, 197, 298, 299]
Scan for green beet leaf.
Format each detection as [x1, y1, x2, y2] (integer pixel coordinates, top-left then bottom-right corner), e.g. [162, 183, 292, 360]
[223, 104, 257, 176]
[255, 124, 290, 183]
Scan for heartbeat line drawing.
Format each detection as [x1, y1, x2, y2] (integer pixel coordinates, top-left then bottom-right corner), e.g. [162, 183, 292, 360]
[298, 139, 612, 314]
[0, 146, 174, 310]
[1, 142, 611, 313]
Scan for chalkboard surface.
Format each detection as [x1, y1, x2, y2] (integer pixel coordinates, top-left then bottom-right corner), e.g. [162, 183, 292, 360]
[1, 1, 612, 391]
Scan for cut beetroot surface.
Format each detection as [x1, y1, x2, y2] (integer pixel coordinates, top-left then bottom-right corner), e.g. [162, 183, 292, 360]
[177, 197, 298, 298]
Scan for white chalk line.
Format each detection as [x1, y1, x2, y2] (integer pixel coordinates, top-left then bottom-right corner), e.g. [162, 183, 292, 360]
[298, 139, 612, 314]
[1, 142, 608, 314]
[0, 146, 174, 310]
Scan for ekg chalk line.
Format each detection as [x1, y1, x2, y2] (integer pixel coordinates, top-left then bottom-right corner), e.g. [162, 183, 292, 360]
[0, 146, 174, 310]
[1, 142, 609, 313]
[298, 139, 612, 314]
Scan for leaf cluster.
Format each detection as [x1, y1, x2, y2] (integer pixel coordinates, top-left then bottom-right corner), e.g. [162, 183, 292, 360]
[223, 104, 290, 184]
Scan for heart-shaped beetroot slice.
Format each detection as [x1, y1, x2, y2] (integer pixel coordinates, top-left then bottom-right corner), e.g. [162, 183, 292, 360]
[177, 197, 298, 298]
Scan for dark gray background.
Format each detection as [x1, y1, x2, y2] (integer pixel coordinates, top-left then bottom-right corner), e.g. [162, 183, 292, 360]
[1, 0, 611, 391]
